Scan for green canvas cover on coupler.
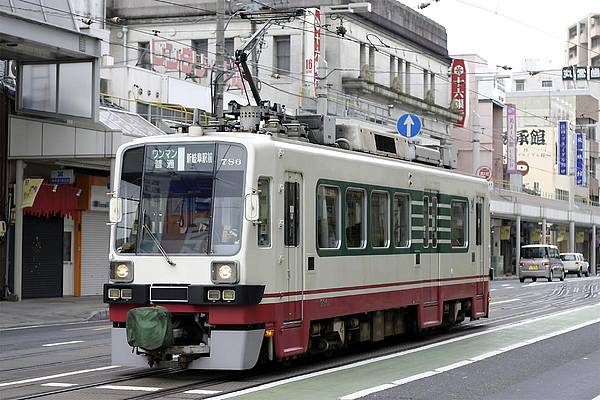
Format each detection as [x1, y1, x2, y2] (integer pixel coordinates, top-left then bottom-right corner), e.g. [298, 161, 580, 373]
[126, 306, 174, 351]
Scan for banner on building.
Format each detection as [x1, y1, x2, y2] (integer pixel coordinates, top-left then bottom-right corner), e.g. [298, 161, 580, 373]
[21, 178, 44, 208]
[576, 133, 586, 186]
[558, 120, 569, 176]
[501, 225, 511, 241]
[576, 231, 585, 243]
[591, 66, 600, 80]
[562, 66, 574, 80]
[531, 229, 541, 243]
[303, 8, 321, 98]
[506, 104, 517, 173]
[450, 58, 467, 127]
[576, 66, 588, 80]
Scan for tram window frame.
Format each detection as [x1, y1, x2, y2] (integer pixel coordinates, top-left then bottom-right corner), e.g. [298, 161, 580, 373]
[257, 177, 271, 247]
[393, 193, 411, 248]
[476, 202, 482, 246]
[316, 185, 341, 250]
[370, 190, 390, 248]
[284, 181, 300, 247]
[451, 200, 468, 248]
[423, 196, 429, 248]
[345, 187, 367, 249]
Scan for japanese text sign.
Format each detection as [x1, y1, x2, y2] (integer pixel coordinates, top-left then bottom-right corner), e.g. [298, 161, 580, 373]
[558, 120, 569, 176]
[450, 59, 467, 127]
[506, 104, 517, 173]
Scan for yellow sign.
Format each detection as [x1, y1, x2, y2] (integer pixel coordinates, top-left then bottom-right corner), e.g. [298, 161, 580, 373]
[557, 230, 566, 242]
[576, 231, 585, 243]
[501, 225, 511, 241]
[531, 229, 541, 242]
[22, 178, 44, 208]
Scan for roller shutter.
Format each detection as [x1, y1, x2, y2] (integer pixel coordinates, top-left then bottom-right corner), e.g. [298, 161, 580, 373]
[81, 211, 109, 295]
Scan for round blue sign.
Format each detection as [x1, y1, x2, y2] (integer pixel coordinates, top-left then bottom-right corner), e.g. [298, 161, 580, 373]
[396, 113, 422, 138]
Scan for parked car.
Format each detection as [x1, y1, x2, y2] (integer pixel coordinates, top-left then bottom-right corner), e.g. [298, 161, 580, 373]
[519, 244, 565, 283]
[560, 253, 590, 277]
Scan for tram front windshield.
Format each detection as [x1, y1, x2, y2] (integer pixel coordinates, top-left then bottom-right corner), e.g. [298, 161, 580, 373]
[114, 142, 246, 256]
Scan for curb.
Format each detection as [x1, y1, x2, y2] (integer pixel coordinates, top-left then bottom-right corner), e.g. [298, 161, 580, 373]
[86, 307, 110, 322]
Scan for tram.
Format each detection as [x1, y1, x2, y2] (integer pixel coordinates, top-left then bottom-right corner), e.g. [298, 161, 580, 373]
[104, 117, 490, 370]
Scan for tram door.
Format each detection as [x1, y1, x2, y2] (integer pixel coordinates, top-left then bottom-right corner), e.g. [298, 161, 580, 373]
[476, 196, 485, 295]
[423, 191, 440, 303]
[283, 172, 303, 322]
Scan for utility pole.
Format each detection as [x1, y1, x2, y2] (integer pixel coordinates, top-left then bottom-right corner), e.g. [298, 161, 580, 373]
[214, 0, 225, 119]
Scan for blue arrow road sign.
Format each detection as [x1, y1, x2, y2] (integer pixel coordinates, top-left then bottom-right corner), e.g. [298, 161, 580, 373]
[396, 113, 422, 138]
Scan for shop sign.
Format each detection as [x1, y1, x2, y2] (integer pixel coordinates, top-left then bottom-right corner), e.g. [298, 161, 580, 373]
[531, 229, 541, 242]
[506, 104, 517, 173]
[562, 66, 574, 80]
[22, 178, 44, 208]
[476, 166, 492, 181]
[450, 58, 468, 127]
[303, 8, 321, 98]
[576, 66, 587, 80]
[90, 185, 109, 212]
[576, 133, 585, 186]
[50, 169, 74, 185]
[591, 66, 600, 80]
[558, 120, 568, 175]
[576, 231, 585, 243]
[562, 65, 600, 80]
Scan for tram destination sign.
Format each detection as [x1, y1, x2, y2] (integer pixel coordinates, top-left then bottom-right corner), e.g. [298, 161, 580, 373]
[145, 143, 245, 172]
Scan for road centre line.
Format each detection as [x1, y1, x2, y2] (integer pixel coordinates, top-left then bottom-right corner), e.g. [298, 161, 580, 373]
[491, 298, 521, 305]
[41, 383, 78, 387]
[185, 389, 224, 394]
[338, 316, 600, 399]
[0, 365, 120, 387]
[98, 385, 161, 392]
[206, 304, 600, 400]
[0, 320, 105, 332]
[42, 340, 84, 347]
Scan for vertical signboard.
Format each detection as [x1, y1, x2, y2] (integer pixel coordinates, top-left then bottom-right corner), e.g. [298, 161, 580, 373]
[576, 133, 585, 186]
[450, 59, 467, 127]
[506, 104, 517, 173]
[558, 120, 569, 176]
[303, 8, 321, 98]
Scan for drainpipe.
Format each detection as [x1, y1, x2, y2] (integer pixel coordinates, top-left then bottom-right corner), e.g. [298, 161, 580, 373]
[13, 160, 24, 301]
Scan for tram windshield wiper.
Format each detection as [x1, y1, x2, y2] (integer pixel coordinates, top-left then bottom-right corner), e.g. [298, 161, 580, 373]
[142, 223, 176, 266]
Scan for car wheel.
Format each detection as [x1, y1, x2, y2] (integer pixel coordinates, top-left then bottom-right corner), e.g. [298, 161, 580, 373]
[532, 277, 537, 282]
[584, 268, 590, 277]
[519, 277, 525, 283]
[577, 268, 582, 278]
[547, 272, 553, 282]
[560, 269, 565, 281]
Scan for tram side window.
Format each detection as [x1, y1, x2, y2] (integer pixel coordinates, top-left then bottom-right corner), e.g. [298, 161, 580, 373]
[257, 177, 271, 247]
[423, 196, 429, 247]
[393, 193, 410, 248]
[346, 188, 366, 248]
[284, 182, 300, 247]
[476, 202, 482, 246]
[317, 185, 340, 249]
[451, 200, 468, 248]
[370, 191, 389, 248]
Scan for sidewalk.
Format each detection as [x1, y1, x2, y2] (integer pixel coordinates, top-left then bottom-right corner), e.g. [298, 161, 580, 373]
[0, 295, 108, 329]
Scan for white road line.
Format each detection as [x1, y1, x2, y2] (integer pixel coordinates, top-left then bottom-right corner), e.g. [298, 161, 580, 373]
[98, 385, 162, 392]
[491, 298, 521, 305]
[0, 320, 104, 332]
[41, 383, 78, 387]
[501, 284, 511, 287]
[0, 365, 120, 387]
[185, 389, 223, 395]
[42, 340, 84, 347]
[490, 288, 497, 291]
[338, 316, 600, 399]
[591, 394, 600, 400]
[207, 305, 600, 400]
[339, 384, 396, 400]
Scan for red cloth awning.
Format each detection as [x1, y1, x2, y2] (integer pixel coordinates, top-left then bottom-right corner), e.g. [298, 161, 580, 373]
[23, 184, 79, 218]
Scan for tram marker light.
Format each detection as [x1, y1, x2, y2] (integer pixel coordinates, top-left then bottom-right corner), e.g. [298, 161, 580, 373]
[222, 289, 236, 301]
[108, 288, 121, 300]
[264, 329, 274, 337]
[207, 289, 221, 301]
[120, 288, 133, 300]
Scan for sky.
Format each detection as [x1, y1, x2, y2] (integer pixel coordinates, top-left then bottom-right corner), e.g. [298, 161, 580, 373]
[411, 0, 599, 71]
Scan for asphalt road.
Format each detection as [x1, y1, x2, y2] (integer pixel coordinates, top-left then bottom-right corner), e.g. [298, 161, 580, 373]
[0, 276, 598, 400]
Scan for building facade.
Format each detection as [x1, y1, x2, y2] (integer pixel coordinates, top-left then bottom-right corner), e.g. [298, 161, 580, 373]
[567, 13, 600, 68]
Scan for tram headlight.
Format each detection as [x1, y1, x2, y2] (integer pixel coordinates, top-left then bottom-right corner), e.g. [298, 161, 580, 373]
[211, 262, 238, 284]
[110, 261, 133, 283]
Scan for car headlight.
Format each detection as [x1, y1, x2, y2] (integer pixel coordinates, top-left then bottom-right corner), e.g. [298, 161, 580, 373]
[110, 261, 133, 283]
[211, 262, 238, 284]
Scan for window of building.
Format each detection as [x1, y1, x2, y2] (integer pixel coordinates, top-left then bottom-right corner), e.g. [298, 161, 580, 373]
[542, 80, 553, 88]
[592, 37, 600, 49]
[423, 70, 429, 97]
[284, 181, 300, 247]
[137, 41, 151, 70]
[515, 79, 525, 92]
[317, 185, 340, 249]
[360, 43, 367, 68]
[257, 177, 271, 247]
[397, 58, 404, 92]
[368, 46, 376, 74]
[451, 200, 468, 248]
[345, 188, 366, 248]
[224, 38, 235, 58]
[393, 193, 410, 248]
[370, 191, 389, 248]
[274, 35, 291, 75]
[191, 39, 208, 64]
